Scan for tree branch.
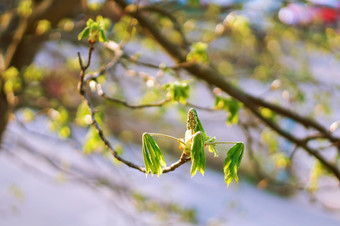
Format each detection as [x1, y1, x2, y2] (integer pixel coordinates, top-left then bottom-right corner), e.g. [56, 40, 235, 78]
[139, 5, 190, 49]
[112, 0, 340, 181]
[77, 42, 192, 175]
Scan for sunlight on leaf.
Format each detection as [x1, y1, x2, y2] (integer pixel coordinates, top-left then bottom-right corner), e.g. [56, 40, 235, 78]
[187, 42, 209, 63]
[224, 143, 244, 187]
[190, 132, 205, 177]
[143, 133, 166, 177]
[206, 136, 218, 157]
[214, 96, 241, 125]
[78, 16, 110, 43]
[17, 0, 32, 17]
[163, 81, 190, 104]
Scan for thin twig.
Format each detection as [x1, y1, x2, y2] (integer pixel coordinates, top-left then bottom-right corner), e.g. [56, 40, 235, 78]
[77, 41, 192, 174]
[148, 133, 185, 145]
[186, 101, 215, 111]
[99, 89, 172, 108]
[78, 43, 145, 172]
[162, 152, 191, 173]
[123, 53, 195, 70]
[205, 141, 238, 145]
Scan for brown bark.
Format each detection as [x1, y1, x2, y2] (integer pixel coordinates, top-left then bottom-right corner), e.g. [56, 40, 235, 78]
[0, 84, 9, 142]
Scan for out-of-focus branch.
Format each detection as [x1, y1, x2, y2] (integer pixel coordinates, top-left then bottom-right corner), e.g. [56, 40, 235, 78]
[100, 91, 172, 108]
[112, 0, 340, 182]
[85, 44, 214, 111]
[78, 42, 145, 172]
[0, 0, 82, 142]
[139, 5, 190, 48]
[239, 121, 296, 195]
[122, 53, 195, 70]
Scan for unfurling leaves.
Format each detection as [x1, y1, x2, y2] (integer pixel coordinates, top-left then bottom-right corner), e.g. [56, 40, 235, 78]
[190, 132, 205, 177]
[141, 108, 244, 186]
[206, 136, 218, 157]
[142, 133, 166, 177]
[187, 108, 216, 175]
[78, 16, 110, 43]
[223, 143, 244, 186]
[163, 81, 190, 104]
[214, 96, 241, 125]
[187, 42, 209, 63]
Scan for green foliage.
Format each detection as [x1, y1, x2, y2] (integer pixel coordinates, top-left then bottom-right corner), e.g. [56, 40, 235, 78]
[223, 143, 244, 187]
[214, 96, 241, 125]
[142, 133, 167, 177]
[260, 107, 276, 122]
[2, 66, 21, 94]
[17, 0, 32, 17]
[206, 136, 218, 157]
[83, 127, 105, 154]
[82, 110, 108, 154]
[113, 16, 136, 41]
[36, 19, 51, 35]
[4, 0, 340, 206]
[163, 81, 190, 104]
[75, 101, 92, 126]
[144, 108, 243, 185]
[47, 107, 70, 139]
[23, 64, 43, 82]
[187, 0, 200, 7]
[187, 42, 209, 63]
[78, 16, 110, 43]
[184, 108, 209, 155]
[190, 132, 205, 176]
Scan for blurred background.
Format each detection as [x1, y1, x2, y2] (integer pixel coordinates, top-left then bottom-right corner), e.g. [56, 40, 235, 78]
[1, 0, 340, 225]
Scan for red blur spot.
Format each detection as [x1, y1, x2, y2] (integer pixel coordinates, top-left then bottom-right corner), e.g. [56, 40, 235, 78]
[317, 8, 338, 23]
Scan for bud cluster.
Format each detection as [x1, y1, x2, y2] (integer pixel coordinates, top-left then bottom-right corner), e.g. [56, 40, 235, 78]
[187, 108, 198, 130]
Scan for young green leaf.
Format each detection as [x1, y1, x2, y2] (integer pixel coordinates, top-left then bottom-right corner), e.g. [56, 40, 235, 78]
[78, 17, 110, 43]
[142, 133, 166, 177]
[187, 42, 209, 63]
[99, 29, 108, 42]
[86, 18, 94, 27]
[78, 27, 90, 40]
[223, 142, 244, 186]
[214, 96, 241, 125]
[163, 81, 190, 104]
[206, 136, 218, 157]
[190, 132, 205, 177]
